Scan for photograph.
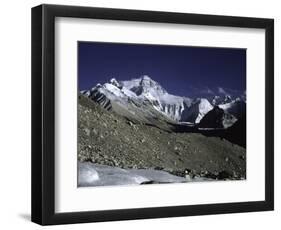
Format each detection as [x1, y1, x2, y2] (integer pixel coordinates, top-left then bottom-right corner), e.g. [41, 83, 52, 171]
[77, 42, 246, 187]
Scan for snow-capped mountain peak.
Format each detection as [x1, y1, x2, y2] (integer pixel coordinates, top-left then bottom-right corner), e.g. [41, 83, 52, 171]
[224, 95, 232, 103]
[141, 75, 152, 81]
[125, 75, 168, 97]
[109, 78, 122, 88]
[121, 76, 192, 121]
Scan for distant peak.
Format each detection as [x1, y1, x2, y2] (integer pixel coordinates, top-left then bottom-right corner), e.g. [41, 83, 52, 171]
[94, 83, 102, 89]
[141, 75, 151, 80]
[223, 95, 232, 103]
[109, 78, 122, 88]
[140, 75, 156, 87]
[110, 77, 117, 82]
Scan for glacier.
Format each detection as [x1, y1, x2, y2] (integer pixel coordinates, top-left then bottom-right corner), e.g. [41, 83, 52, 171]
[78, 162, 213, 187]
[78, 162, 187, 186]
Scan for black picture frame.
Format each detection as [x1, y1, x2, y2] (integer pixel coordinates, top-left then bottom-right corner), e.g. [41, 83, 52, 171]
[31, 4, 274, 225]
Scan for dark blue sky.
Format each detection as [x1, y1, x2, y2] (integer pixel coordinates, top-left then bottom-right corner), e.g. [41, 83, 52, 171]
[78, 42, 246, 97]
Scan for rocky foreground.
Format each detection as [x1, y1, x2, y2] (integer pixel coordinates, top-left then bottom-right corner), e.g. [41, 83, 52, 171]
[78, 95, 246, 183]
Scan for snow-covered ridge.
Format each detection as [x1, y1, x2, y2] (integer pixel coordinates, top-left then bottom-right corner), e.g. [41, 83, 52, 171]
[82, 75, 245, 126]
[181, 98, 213, 123]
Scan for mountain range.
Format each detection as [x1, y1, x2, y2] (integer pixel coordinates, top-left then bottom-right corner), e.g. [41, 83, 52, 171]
[81, 75, 246, 129]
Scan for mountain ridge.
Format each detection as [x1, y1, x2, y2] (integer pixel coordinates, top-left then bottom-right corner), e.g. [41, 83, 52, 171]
[81, 75, 246, 128]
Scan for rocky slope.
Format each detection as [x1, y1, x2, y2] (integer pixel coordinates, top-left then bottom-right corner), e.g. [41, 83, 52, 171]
[78, 94, 246, 180]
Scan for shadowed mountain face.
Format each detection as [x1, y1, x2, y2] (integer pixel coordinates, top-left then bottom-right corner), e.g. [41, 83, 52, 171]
[225, 113, 246, 147]
[198, 106, 237, 129]
[219, 99, 246, 119]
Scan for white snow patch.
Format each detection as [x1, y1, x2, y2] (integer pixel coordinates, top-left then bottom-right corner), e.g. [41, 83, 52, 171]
[121, 78, 142, 90]
[78, 162, 188, 187]
[103, 83, 124, 98]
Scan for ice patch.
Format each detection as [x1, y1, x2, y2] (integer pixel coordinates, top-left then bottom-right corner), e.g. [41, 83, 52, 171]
[78, 162, 187, 187]
[78, 163, 100, 186]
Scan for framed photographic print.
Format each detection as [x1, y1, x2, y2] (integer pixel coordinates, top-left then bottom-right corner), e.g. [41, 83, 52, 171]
[31, 4, 274, 225]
